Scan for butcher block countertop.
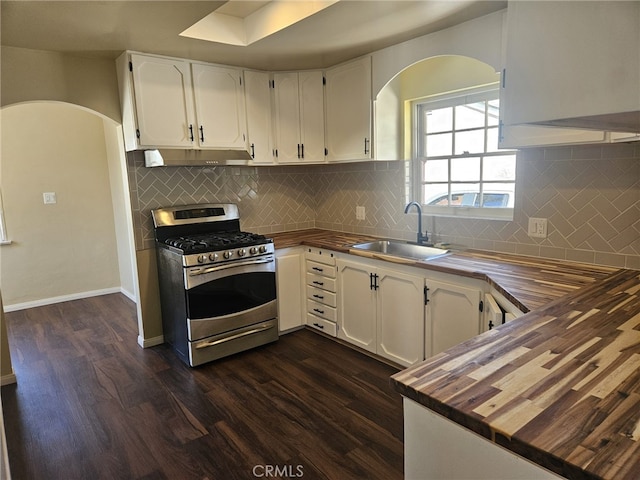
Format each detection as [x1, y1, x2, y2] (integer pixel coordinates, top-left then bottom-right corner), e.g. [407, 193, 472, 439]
[271, 229, 640, 479]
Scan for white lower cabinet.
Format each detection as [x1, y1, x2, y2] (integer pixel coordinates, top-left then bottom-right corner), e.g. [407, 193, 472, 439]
[425, 276, 483, 358]
[275, 248, 304, 332]
[338, 257, 424, 367]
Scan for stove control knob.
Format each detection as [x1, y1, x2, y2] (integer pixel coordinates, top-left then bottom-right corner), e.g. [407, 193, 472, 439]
[197, 254, 207, 264]
[209, 253, 218, 262]
[238, 248, 246, 257]
[223, 250, 233, 259]
[258, 245, 268, 254]
[249, 247, 258, 255]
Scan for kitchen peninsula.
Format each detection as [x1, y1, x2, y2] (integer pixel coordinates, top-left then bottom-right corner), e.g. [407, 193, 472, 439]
[271, 229, 640, 480]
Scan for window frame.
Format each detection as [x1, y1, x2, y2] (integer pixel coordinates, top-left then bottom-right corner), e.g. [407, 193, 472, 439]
[411, 85, 516, 221]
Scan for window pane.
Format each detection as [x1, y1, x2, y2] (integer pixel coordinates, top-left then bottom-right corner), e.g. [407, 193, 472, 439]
[451, 157, 480, 182]
[455, 102, 485, 130]
[483, 155, 516, 181]
[449, 183, 480, 207]
[423, 184, 450, 205]
[424, 159, 449, 182]
[480, 182, 515, 208]
[426, 132, 452, 156]
[487, 99, 499, 126]
[454, 129, 484, 155]
[426, 107, 453, 133]
[486, 127, 500, 152]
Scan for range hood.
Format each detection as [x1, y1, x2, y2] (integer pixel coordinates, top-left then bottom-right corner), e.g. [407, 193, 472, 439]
[144, 148, 252, 167]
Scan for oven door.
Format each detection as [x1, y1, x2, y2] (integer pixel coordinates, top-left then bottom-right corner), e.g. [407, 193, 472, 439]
[184, 256, 276, 341]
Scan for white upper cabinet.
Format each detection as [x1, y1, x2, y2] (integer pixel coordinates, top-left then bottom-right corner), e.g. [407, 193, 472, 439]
[244, 70, 274, 164]
[129, 53, 196, 148]
[121, 52, 248, 151]
[502, 1, 640, 133]
[191, 63, 247, 150]
[273, 71, 325, 163]
[325, 56, 372, 162]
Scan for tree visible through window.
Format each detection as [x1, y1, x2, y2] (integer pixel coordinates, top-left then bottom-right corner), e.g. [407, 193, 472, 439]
[414, 87, 516, 220]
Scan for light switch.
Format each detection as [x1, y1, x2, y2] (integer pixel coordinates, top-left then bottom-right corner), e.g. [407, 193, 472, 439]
[43, 192, 57, 204]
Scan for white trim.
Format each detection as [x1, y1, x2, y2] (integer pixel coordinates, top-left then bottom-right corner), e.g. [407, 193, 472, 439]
[3, 287, 122, 312]
[137, 334, 164, 349]
[0, 372, 16, 387]
[119, 287, 137, 303]
[1, 398, 12, 480]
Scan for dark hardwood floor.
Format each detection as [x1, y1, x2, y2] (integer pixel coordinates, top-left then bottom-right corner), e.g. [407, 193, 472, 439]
[2, 294, 404, 479]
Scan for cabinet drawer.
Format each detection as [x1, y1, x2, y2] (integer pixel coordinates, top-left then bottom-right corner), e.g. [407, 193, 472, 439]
[306, 248, 337, 266]
[307, 299, 337, 322]
[306, 260, 336, 278]
[306, 285, 337, 308]
[306, 272, 337, 292]
[306, 313, 337, 337]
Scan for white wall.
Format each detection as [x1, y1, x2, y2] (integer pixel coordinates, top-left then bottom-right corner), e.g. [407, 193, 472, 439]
[0, 102, 121, 307]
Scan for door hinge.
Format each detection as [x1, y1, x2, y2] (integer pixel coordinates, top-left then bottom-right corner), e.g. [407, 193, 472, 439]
[479, 300, 484, 312]
[324, 147, 328, 156]
[136, 129, 140, 139]
[424, 286, 430, 305]
[129, 61, 133, 72]
[501, 68, 506, 89]
[488, 320, 494, 330]
[323, 76, 326, 85]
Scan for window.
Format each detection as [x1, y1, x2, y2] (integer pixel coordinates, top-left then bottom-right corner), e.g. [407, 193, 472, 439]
[0, 189, 9, 244]
[413, 86, 516, 220]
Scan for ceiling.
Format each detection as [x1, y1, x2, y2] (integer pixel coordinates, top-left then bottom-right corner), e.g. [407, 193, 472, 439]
[0, 1, 506, 71]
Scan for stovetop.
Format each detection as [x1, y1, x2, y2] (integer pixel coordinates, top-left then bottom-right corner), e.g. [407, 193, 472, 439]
[164, 231, 271, 254]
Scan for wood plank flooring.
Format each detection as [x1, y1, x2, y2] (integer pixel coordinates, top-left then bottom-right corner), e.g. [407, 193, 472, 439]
[2, 294, 403, 480]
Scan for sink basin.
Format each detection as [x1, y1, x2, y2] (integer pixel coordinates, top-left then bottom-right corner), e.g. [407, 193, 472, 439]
[350, 240, 449, 261]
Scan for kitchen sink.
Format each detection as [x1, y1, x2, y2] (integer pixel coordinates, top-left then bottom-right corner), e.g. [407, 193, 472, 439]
[350, 240, 449, 262]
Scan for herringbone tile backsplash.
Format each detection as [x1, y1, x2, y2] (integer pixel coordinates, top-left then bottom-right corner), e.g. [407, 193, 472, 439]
[128, 143, 639, 269]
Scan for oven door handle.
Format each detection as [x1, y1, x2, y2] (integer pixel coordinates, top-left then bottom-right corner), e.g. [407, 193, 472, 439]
[188, 256, 274, 276]
[194, 323, 273, 349]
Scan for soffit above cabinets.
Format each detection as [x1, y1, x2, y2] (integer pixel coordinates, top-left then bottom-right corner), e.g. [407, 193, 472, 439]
[0, 0, 506, 71]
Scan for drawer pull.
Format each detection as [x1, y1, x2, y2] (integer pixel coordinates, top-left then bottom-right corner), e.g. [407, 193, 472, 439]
[313, 308, 325, 315]
[313, 294, 324, 300]
[313, 322, 324, 330]
[313, 281, 324, 286]
[312, 266, 324, 272]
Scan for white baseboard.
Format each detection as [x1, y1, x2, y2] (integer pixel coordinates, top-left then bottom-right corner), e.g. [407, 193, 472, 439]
[138, 335, 164, 349]
[3, 287, 125, 312]
[0, 372, 16, 387]
[119, 287, 137, 303]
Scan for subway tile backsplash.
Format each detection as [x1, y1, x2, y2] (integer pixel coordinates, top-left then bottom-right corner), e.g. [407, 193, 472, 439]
[127, 143, 639, 269]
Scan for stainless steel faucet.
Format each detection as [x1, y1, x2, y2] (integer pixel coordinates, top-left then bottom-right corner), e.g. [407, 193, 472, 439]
[404, 201, 429, 245]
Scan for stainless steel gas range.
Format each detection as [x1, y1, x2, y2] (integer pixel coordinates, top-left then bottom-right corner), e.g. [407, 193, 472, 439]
[151, 204, 278, 367]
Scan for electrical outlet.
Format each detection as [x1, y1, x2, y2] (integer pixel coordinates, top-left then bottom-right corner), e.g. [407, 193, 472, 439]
[528, 217, 547, 238]
[355, 206, 366, 221]
[43, 192, 57, 204]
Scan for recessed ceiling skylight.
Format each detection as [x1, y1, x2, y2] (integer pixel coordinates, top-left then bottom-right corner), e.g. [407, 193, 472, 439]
[180, 0, 340, 46]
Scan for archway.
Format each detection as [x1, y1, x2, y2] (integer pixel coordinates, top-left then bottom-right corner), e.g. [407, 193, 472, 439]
[0, 101, 141, 337]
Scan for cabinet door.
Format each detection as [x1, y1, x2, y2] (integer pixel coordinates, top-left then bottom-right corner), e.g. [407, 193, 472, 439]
[426, 279, 481, 358]
[273, 72, 302, 163]
[325, 56, 372, 162]
[244, 70, 274, 164]
[276, 250, 304, 332]
[192, 64, 247, 149]
[482, 293, 503, 333]
[376, 268, 424, 367]
[130, 54, 195, 148]
[337, 258, 376, 353]
[298, 71, 325, 163]
[503, 1, 640, 130]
